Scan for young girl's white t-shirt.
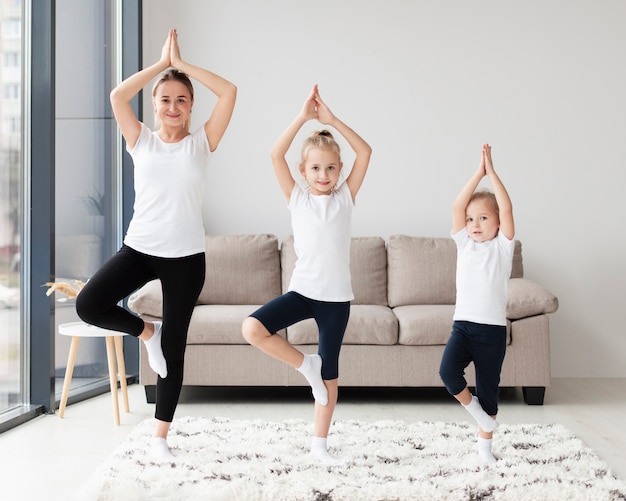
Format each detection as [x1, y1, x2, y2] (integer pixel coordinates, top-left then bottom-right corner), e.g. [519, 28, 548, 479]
[288, 182, 354, 302]
[452, 228, 515, 326]
[124, 123, 211, 258]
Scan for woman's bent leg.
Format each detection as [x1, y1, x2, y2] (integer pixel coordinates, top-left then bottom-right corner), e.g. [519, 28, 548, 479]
[76, 246, 152, 336]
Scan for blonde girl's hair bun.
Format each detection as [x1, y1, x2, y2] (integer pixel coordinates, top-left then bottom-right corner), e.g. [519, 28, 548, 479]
[300, 129, 341, 164]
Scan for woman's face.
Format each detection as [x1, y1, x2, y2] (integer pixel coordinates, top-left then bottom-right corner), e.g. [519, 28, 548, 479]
[153, 80, 193, 128]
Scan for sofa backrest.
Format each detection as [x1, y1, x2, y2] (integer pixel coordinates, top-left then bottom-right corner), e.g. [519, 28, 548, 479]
[280, 235, 388, 306]
[387, 235, 524, 308]
[197, 234, 281, 305]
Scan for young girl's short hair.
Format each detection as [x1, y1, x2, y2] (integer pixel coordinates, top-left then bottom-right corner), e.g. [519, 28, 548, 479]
[469, 189, 499, 218]
[300, 130, 341, 165]
[152, 69, 194, 131]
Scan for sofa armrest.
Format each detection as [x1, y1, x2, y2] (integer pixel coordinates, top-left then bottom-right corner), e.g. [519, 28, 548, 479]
[128, 280, 162, 318]
[507, 278, 558, 320]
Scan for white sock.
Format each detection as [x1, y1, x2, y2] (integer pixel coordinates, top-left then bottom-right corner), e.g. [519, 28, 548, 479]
[463, 396, 499, 432]
[297, 354, 328, 406]
[310, 436, 340, 465]
[144, 322, 167, 379]
[150, 437, 174, 461]
[477, 436, 497, 465]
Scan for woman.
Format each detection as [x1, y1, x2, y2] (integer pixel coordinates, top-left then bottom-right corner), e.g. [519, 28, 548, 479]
[76, 29, 236, 460]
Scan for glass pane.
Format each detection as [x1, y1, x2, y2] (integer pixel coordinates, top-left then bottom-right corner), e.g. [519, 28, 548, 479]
[53, 0, 116, 397]
[0, 0, 22, 414]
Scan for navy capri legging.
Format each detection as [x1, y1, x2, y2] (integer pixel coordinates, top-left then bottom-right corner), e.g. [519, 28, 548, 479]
[439, 320, 507, 416]
[249, 291, 350, 380]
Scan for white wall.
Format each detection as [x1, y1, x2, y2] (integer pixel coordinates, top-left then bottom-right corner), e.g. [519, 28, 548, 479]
[142, 0, 626, 378]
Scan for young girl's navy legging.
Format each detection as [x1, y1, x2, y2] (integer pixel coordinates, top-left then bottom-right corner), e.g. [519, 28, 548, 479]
[249, 291, 350, 380]
[439, 320, 507, 416]
[76, 244, 205, 422]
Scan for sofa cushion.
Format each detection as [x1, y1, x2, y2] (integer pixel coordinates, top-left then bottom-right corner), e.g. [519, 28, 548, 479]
[394, 304, 511, 346]
[186, 304, 285, 345]
[350, 237, 388, 305]
[507, 278, 559, 320]
[197, 234, 281, 305]
[387, 235, 524, 308]
[281, 235, 388, 305]
[387, 236, 457, 307]
[128, 279, 162, 317]
[286, 304, 398, 345]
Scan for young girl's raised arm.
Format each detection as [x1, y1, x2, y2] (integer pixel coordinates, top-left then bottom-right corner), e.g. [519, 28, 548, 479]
[315, 91, 371, 202]
[452, 148, 486, 233]
[483, 145, 515, 239]
[168, 31, 236, 152]
[270, 86, 318, 202]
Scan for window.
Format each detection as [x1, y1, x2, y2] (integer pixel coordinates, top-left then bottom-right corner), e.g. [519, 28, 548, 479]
[0, 0, 22, 417]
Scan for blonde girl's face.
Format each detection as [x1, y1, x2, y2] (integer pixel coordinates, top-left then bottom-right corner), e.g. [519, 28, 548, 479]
[465, 199, 500, 242]
[300, 147, 342, 196]
[153, 80, 193, 128]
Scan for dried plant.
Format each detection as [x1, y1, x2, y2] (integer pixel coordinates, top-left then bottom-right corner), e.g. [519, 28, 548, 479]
[42, 280, 86, 301]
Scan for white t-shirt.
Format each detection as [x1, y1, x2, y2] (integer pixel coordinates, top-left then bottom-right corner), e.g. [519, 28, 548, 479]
[124, 124, 211, 258]
[288, 182, 354, 302]
[452, 228, 515, 326]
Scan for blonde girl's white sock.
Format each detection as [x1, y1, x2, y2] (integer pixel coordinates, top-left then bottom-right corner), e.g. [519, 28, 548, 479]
[297, 354, 328, 406]
[477, 435, 497, 465]
[144, 321, 168, 379]
[463, 396, 499, 432]
[310, 436, 340, 465]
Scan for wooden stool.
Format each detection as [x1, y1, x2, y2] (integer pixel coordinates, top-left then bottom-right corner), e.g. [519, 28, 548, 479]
[58, 321, 129, 425]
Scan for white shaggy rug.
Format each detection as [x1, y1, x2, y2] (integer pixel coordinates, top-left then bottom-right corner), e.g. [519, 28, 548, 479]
[80, 416, 626, 501]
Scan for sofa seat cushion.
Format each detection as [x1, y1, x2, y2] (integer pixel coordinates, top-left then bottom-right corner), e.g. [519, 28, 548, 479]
[507, 278, 559, 320]
[187, 304, 285, 345]
[286, 305, 398, 345]
[393, 305, 512, 346]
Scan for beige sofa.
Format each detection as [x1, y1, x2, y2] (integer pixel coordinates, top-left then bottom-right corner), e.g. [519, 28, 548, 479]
[128, 234, 558, 405]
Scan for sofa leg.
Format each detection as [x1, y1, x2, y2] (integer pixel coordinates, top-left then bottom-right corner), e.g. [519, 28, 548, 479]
[144, 385, 156, 404]
[522, 386, 545, 405]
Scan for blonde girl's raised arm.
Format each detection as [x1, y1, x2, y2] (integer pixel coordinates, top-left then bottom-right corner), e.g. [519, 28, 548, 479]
[270, 86, 318, 202]
[314, 90, 371, 202]
[109, 30, 172, 150]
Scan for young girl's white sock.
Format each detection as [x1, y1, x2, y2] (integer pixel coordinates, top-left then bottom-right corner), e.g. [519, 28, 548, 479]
[150, 436, 174, 461]
[144, 321, 167, 379]
[309, 436, 340, 465]
[477, 435, 497, 465]
[297, 354, 328, 406]
[463, 396, 499, 432]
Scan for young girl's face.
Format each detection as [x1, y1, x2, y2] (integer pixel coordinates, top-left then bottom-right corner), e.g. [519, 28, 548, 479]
[300, 147, 342, 195]
[465, 199, 500, 242]
[153, 80, 193, 128]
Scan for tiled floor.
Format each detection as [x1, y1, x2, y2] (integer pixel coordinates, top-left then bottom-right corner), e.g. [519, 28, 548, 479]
[1, 378, 624, 500]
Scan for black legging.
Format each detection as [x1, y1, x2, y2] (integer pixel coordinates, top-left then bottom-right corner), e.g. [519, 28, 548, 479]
[76, 244, 205, 422]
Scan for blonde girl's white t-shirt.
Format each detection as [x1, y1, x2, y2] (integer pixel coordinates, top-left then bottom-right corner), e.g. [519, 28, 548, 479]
[452, 228, 515, 326]
[288, 182, 354, 302]
[124, 123, 211, 258]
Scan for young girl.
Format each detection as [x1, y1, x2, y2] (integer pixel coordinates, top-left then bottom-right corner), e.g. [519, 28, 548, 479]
[76, 29, 236, 460]
[242, 85, 371, 464]
[439, 144, 515, 465]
